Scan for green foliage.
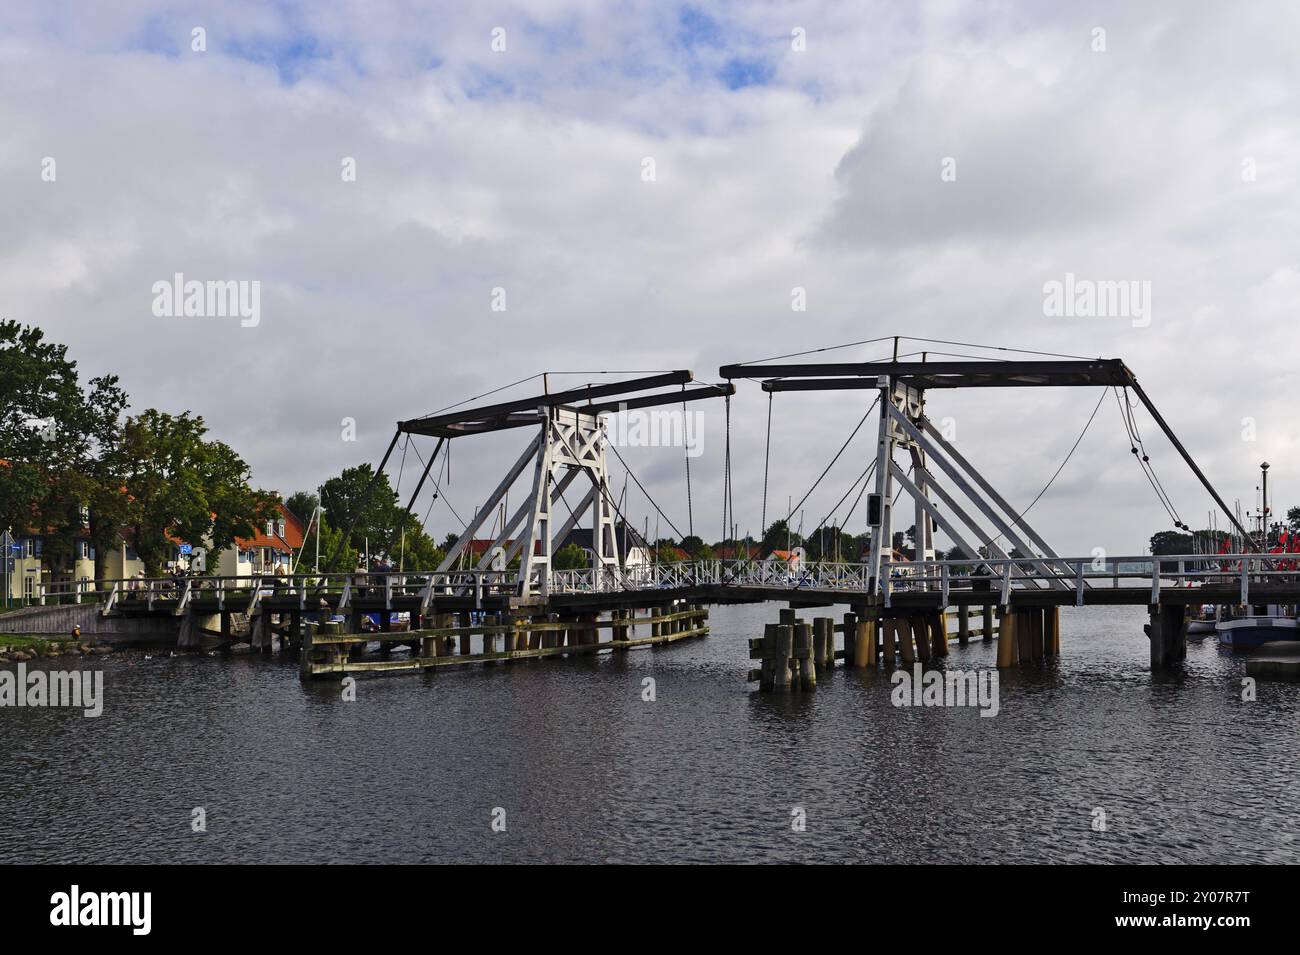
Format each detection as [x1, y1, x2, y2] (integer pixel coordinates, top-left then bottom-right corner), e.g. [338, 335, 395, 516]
[0, 320, 128, 578]
[320, 464, 403, 562]
[803, 525, 856, 561]
[116, 409, 277, 574]
[678, 535, 713, 560]
[553, 543, 588, 570]
[284, 491, 319, 527]
[1149, 529, 1192, 556]
[759, 519, 801, 556]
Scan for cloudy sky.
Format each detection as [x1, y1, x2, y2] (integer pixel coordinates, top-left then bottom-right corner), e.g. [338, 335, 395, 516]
[4, 1, 1299, 557]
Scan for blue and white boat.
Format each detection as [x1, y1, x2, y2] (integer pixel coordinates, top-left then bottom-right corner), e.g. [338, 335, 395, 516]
[1216, 605, 1299, 649]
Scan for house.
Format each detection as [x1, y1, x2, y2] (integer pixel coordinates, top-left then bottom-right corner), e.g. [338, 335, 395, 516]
[715, 543, 761, 561]
[1, 459, 98, 601]
[765, 548, 802, 567]
[214, 503, 306, 577]
[558, 525, 651, 568]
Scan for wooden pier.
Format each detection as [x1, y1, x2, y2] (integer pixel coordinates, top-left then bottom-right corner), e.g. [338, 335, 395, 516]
[300, 602, 709, 679]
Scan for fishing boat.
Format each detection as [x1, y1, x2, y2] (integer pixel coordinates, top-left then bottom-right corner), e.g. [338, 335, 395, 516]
[1216, 605, 1300, 649]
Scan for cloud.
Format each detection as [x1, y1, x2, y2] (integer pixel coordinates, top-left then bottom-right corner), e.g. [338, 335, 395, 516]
[2, 0, 1299, 556]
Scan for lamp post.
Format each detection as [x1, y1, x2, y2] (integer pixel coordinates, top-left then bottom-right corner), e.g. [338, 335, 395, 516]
[1261, 462, 1271, 547]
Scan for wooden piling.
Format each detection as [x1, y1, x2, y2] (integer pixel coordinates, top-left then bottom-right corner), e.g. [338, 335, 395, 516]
[982, 605, 994, 642]
[1016, 611, 1033, 662]
[881, 616, 897, 668]
[911, 617, 931, 663]
[812, 618, 831, 677]
[1044, 606, 1060, 656]
[931, 611, 949, 658]
[759, 623, 778, 690]
[996, 609, 1017, 667]
[854, 618, 875, 668]
[773, 624, 794, 691]
[958, 609, 970, 645]
[897, 617, 915, 665]
[842, 611, 858, 668]
[795, 621, 816, 690]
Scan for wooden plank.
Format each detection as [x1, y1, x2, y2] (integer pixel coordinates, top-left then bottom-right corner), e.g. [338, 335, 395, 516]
[310, 624, 709, 674]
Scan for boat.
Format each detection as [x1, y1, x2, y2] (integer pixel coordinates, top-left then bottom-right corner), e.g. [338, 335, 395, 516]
[1186, 603, 1218, 635]
[1216, 605, 1300, 649]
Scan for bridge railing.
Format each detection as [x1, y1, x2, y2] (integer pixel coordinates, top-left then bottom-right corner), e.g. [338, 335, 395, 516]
[29, 552, 1300, 613]
[878, 553, 1300, 607]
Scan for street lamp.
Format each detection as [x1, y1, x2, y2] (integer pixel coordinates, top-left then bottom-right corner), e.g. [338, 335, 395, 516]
[1261, 462, 1271, 546]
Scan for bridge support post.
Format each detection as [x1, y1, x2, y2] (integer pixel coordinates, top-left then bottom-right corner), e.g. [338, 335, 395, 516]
[177, 611, 201, 650]
[958, 609, 970, 645]
[842, 612, 857, 668]
[1043, 607, 1060, 657]
[758, 623, 777, 690]
[996, 609, 1017, 667]
[881, 616, 897, 668]
[897, 618, 915, 666]
[855, 618, 875, 668]
[812, 618, 832, 676]
[983, 605, 994, 642]
[795, 621, 816, 690]
[1016, 611, 1033, 662]
[1150, 604, 1186, 669]
[251, 612, 273, 654]
[773, 624, 794, 691]
[930, 611, 948, 658]
[912, 617, 931, 663]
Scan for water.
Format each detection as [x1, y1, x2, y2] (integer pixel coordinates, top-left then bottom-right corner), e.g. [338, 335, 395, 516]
[2, 603, 1297, 863]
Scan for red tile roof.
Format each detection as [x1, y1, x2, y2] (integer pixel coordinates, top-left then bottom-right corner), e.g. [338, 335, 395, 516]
[234, 503, 305, 553]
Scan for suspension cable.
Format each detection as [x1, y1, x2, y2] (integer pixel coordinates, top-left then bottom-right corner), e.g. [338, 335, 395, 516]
[1114, 387, 1182, 527]
[1122, 387, 1183, 526]
[721, 394, 733, 540]
[760, 391, 773, 534]
[606, 440, 685, 540]
[813, 459, 877, 533]
[986, 389, 1107, 548]
[784, 395, 880, 525]
[683, 395, 694, 537]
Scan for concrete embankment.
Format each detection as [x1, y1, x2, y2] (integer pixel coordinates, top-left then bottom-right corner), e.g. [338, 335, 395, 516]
[0, 604, 179, 646]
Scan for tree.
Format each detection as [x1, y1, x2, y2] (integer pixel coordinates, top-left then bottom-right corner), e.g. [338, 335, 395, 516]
[320, 464, 403, 563]
[284, 491, 319, 527]
[1149, 529, 1192, 556]
[804, 524, 855, 561]
[553, 543, 588, 570]
[116, 409, 277, 574]
[1, 321, 132, 581]
[760, 519, 801, 556]
[678, 535, 713, 560]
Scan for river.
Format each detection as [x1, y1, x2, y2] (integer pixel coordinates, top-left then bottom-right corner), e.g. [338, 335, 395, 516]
[2, 602, 1297, 863]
